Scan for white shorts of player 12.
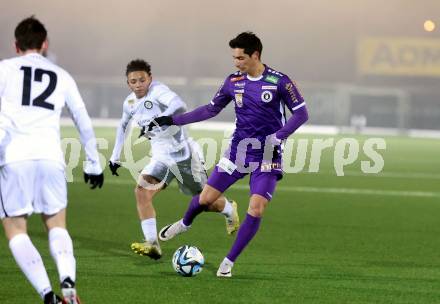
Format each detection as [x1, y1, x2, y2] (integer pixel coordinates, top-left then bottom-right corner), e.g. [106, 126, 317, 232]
[172, 245, 205, 277]
[0, 160, 67, 219]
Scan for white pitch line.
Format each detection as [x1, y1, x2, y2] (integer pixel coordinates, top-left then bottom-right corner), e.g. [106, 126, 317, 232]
[275, 186, 440, 198]
[74, 179, 440, 198]
[298, 170, 440, 180]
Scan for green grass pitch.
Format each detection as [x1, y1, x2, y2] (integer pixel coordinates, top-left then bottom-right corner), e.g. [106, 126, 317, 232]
[1, 127, 440, 303]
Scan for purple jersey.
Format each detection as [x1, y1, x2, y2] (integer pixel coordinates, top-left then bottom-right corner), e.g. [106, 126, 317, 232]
[212, 65, 305, 156]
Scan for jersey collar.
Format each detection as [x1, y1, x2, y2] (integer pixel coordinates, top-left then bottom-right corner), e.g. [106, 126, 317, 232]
[246, 64, 267, 81]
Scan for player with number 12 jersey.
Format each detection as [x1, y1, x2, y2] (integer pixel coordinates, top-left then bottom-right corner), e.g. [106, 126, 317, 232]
[0, 53, 101, 172]
[0, 16, 102, 304]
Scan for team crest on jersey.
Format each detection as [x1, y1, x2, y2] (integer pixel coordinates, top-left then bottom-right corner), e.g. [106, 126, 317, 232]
[235, 94, 243, 107]
[144, 100, 153, 109]
[261, 91, 273, 103]
[264, 75, 279, 84]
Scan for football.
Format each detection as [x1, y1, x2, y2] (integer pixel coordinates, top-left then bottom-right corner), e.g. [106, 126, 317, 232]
[172, 245, 204, 277]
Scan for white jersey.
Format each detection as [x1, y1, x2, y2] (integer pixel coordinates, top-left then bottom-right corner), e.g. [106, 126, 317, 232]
[0, 53, 101, 173]
[110, 80, 191, 163]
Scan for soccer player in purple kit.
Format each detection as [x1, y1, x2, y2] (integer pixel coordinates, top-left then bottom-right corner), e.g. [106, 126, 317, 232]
[150, 32, 308, 277]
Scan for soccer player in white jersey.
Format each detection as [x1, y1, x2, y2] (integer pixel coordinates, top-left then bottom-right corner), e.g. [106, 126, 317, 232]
[108, 59, 239, 259]
[0, 17, 104, 304]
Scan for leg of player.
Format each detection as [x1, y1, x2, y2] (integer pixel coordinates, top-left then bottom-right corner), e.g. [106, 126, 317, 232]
[159, 166, 242, 241]
[217, 172, 278, 278]
[178, 156, 240, 235]
[159, 185, 222, 241]
[131, 174, 164, 260]
[216, 194, 267, 278]
[43, 209, 80, 304]
[207, 196, 240, 235]
[2, 216, 56, 301]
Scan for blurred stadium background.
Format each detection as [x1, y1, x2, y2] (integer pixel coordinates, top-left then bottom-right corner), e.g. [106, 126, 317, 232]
[1, 0, 439, 135]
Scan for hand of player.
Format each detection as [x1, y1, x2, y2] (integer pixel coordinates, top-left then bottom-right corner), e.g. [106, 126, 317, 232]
[267, 133, 282, 146]
[267, 133, 282, 160]
[108, 161, 121, 176]
[84, 172, 104, 189]
[272, 146, 281, 160]
[138, 126, 155, 140]
[138, 126, 149, 139]
[148, 116, 173, 129]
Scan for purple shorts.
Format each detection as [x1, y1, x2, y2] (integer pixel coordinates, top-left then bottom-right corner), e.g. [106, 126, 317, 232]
[206, 164, 279, 201]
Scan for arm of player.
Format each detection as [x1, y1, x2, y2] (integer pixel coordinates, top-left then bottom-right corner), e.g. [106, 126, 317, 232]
[109, 110, 131, 176]
[275, 106, 308, 140]
[156, 87, 187, 116]
[0, 60, 6, 97]
[149, 103, 224, 128]
[65, 75, 103, 189]
[274, 76, 309, 141]
[173, 102, 224, 125]
[150, 78, 232, 128]
[0, 62, 4, 143]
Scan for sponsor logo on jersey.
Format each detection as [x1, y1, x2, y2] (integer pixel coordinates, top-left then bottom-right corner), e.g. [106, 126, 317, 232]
[234, 89, 244, 93]
[261, 90, 273, 103]
[231, 76, 245, 82]
[127, 99, 135, 105]
[234, 82, 245, 88]
[261, 162, 282, 172]
[285, 82, 300, 103]
[235, 93, 243, 107]
[138, 118, 150, 126]
[264, 75, 279, 84]
[262, 85, 277, 90]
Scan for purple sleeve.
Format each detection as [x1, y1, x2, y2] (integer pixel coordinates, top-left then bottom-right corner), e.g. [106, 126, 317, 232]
[172, 77, 232, 126]
[278, 76, 305, 113]
[275, 105, 308, 140]
[173, 103, 223, 125]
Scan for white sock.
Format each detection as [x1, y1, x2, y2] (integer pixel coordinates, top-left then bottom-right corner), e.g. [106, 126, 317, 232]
[221, 198, 233, 217]
[179, 219, 190, 229]
[9, 234, 52, 299]
[141, 218, 158, 244]
[49, 227, 76, 283]
[223, 257, 234, 266]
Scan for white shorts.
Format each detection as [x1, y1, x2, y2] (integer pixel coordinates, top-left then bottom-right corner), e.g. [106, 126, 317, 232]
[0, 160, 67, 219]
[140, 140, 208, 196]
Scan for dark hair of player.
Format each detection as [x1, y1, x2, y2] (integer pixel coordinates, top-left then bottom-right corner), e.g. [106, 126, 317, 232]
[126, 59, 152, 76]
[14, 16, 47, 51]
[229, 32, 263, 59]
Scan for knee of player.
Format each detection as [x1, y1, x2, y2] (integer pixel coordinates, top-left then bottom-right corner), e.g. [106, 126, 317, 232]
[248, 201, 267, 217]
[136, 175, 163, 191]
[198, 184, 222, 205]
[248, 207, 264, 217]
[135, 185, 158, 199]
[199, 193, 218, 205]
